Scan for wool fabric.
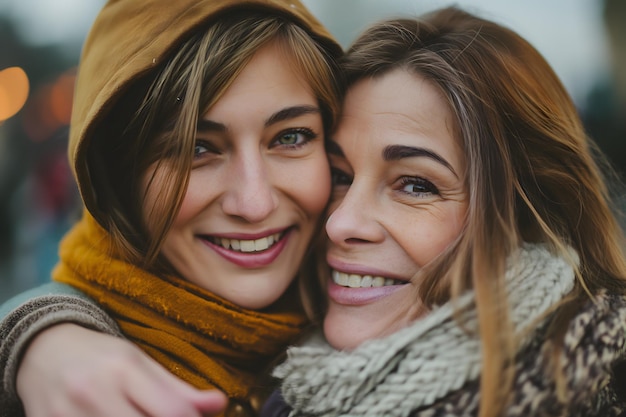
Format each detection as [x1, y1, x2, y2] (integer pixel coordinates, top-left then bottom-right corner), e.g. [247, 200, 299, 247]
[274, 244, 577, 416]
[53, 212, 308, 407]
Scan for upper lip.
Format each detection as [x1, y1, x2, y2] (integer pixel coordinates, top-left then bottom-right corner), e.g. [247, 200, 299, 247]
[326, 257, 410, 282]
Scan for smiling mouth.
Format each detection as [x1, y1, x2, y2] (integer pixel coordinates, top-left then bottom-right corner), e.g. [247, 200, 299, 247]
[205, 232, 284, 253]
[331, 269, 406, 288]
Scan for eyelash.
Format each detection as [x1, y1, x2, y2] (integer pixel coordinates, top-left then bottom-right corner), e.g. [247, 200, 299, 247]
[270, 127, 317, 149]
[193, 140, 218, 158]
[193, 127, 317, 158]
[398, 176, 439, 197]
[330, 165, 441, 202]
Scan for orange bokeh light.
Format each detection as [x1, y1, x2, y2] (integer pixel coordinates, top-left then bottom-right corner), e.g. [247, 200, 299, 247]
[0, 66, 30, 121]
[22, 69, 76, 142]
[50, 71, 75, 125]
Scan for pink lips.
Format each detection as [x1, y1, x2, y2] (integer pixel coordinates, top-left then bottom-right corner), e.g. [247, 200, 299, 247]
[201, 229, 291, 268]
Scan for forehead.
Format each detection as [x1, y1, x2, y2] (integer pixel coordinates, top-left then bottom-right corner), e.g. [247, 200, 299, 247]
[201, 42, 317, 123]
[334, 69, 462, 163]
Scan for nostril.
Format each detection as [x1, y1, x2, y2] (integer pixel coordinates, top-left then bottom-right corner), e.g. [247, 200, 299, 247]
[345, 237, 370, 244]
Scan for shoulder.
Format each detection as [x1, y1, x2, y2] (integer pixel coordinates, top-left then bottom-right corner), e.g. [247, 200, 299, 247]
[0, 281, 121, 341]
[561, 291, 626, 372]
[0, 282, 90, 318]
[561, 291, 626, 401]
[510, 291, 626, 416]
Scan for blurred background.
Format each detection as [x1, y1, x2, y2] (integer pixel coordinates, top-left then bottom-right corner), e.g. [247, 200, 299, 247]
[1, 0, 624, 303]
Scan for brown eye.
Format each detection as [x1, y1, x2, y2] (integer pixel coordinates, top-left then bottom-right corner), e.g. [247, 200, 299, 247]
[399, 177, 439, 196]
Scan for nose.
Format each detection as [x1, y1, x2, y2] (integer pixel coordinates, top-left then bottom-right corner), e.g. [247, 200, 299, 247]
[221, 149, 278, 223]
[325, 183, 384, 247]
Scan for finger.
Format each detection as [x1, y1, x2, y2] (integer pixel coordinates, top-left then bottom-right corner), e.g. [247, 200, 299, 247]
[188, 390, 228, 414]
[120, 356, 226, 417]
[23, 381, 151, 417]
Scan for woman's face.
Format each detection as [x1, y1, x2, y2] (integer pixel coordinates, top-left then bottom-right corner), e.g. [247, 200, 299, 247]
[142, 42, 331, 309]
[324, 68, 468, 350]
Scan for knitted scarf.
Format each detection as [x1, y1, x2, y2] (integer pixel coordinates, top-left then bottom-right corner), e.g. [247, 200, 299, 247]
[53, 212, 308, 409]
[274, 244, 576, 417]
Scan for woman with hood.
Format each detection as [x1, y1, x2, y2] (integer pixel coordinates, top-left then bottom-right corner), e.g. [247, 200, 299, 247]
[0, 0, 342, 416]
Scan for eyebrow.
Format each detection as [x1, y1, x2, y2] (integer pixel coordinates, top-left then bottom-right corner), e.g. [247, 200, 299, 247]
[196, 105, 320, 132]
[265, 105, 319, 127]
[383, 144, 458, 177]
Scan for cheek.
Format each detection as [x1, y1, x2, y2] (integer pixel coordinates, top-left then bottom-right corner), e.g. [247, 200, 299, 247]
[280, 155, 331, 216]
[173, 171, 218, 225]
[399, 206, 466, 266]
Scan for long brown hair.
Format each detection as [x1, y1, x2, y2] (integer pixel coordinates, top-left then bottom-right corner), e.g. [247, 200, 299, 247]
[86, 8, 342, 273]
[341, 6, 626, 416]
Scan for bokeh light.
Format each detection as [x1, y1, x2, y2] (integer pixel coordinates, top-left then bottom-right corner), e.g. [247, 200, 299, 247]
[22, 68, 75, 142]
[0, 66, 29, 122]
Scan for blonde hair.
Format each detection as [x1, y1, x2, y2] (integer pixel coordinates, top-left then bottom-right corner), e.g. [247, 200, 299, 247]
[86, 8, 342, 273]
[341, 7, 626, 416]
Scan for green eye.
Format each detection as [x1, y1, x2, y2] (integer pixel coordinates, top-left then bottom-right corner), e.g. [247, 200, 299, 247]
[271, 128, 317, 149]
[278, 132, 300, 145]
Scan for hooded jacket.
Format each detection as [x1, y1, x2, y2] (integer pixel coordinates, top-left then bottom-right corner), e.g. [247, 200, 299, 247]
[0, 2, 342, 417]
[69, 0, 340, 219]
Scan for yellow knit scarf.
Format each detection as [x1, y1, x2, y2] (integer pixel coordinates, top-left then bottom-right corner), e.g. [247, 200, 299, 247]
[53, 212, 308, 413]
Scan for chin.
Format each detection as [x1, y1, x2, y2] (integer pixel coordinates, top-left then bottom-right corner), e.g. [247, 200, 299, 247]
[228, 290, 285, 310]
[323, 315, 371, 351]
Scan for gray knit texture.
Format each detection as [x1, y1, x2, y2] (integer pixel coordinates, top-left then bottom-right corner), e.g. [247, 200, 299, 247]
[274, 244, 610, 417]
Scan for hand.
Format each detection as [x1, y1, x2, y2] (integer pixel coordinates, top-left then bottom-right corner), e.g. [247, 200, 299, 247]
[17, 324, 228, 417]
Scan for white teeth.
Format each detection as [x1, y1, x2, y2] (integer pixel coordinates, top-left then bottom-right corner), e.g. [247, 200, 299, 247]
[240, 240, 255, 252]
[348, 274, 361, 288]
[333, 270, 349, 286]
[254, 237, 269, 251]
[372, 277, 385, 287]
[332, 270, 401, 288]
[361, 275, 373, 287]
[215, 233, 281, 253]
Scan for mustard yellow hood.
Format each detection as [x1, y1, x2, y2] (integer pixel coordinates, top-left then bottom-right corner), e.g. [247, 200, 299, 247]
[69, 0, 340, 215]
